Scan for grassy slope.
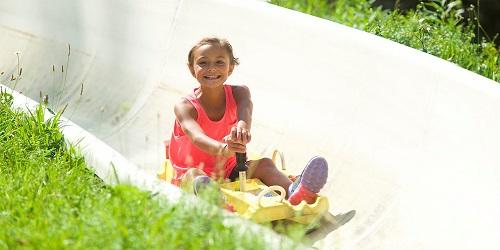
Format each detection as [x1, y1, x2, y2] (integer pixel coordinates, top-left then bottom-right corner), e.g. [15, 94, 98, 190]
[270, 0, 499, 82]
[0, 91, 301, 249]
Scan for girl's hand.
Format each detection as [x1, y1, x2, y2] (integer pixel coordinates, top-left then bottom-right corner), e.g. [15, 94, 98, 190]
[223, 131, 247, 154]
[226, 141, 246, 154]
[230, 125, 251, 145]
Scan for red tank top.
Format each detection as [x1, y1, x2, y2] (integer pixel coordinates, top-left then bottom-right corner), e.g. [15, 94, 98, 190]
[169, 84, 237, 182]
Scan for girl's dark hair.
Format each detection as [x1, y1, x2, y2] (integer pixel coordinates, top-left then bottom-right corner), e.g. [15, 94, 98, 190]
[188, 37, 240, 66]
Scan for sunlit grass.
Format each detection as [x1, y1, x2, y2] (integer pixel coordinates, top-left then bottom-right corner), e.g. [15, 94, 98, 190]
[270, 0, 499, 82]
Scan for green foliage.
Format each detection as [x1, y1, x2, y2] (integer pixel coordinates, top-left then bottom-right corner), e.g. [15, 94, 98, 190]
[0, 95, 300, 249]
[271, 0, 335, 17]
[270, 0, 500, 82]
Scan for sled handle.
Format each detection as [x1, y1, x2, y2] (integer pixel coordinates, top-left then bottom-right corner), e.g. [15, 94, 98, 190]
[257, 185, 286, 207]
[271, 149, 286, 171]
[235, 153, 248, 172]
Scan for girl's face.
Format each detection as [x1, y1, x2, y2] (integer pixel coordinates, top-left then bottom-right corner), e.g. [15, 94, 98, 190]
[189, 44, 234, 89]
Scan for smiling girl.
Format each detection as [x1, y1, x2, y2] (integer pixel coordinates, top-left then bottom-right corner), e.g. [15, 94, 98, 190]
[168, 37, 328, 205]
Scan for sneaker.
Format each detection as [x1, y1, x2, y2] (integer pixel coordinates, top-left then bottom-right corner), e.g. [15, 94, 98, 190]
[193, 175, 212, 196]
[288, 156, 328, 205]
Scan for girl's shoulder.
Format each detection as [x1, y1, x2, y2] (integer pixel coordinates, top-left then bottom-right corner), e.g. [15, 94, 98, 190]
[229, 84, 251, 101]
[174, 97, 198, 120]
[228, 83, 249, 91]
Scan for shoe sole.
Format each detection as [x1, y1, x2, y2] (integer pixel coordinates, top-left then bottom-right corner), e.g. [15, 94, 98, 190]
[300, 156, 328, 193]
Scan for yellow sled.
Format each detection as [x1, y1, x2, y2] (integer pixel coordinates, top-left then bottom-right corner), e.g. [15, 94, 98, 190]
[158, 141, 329, 225]
[219, 178, 329, 224]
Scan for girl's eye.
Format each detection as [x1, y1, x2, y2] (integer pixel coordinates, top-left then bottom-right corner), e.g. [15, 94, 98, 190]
[216, 61, 225, 65]
[198, 61, 207, 66]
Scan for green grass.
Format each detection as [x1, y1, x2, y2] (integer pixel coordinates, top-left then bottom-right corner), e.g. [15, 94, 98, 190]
[270, 0, 500, 82]
[0, 90, 305, 249]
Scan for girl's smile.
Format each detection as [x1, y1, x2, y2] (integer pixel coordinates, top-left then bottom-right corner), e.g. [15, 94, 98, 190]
[204, 75, 222, 80]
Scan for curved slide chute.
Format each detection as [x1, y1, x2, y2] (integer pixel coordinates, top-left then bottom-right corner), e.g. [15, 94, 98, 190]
[1, 0, 500, 249]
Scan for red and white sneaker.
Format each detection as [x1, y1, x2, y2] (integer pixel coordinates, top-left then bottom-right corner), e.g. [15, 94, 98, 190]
[288, 156, 328, 205]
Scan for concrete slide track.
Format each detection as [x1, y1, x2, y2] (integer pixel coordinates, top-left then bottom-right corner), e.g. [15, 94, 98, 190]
[1, 0, 500, 249]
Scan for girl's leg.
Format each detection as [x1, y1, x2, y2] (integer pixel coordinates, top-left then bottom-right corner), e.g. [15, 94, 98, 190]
[246, 157, 293, 198]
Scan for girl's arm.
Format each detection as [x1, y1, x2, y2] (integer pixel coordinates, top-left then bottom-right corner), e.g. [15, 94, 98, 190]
[231, 85, 253, 144]
[174, 99, 243, 156]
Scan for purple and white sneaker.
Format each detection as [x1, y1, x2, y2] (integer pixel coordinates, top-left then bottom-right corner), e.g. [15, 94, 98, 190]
[288, 156, 328, 205]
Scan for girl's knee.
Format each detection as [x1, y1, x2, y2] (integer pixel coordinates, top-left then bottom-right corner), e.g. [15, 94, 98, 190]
[257, 157, 275, 168]
[249, 157, 274, 170]
[248, 157, 276, 178]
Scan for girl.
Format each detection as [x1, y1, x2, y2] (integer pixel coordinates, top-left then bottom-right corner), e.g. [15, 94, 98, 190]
[169, 37, 328, 205]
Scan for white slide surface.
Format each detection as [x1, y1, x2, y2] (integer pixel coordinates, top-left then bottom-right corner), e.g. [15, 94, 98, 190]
[1, 0, 500, 249]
